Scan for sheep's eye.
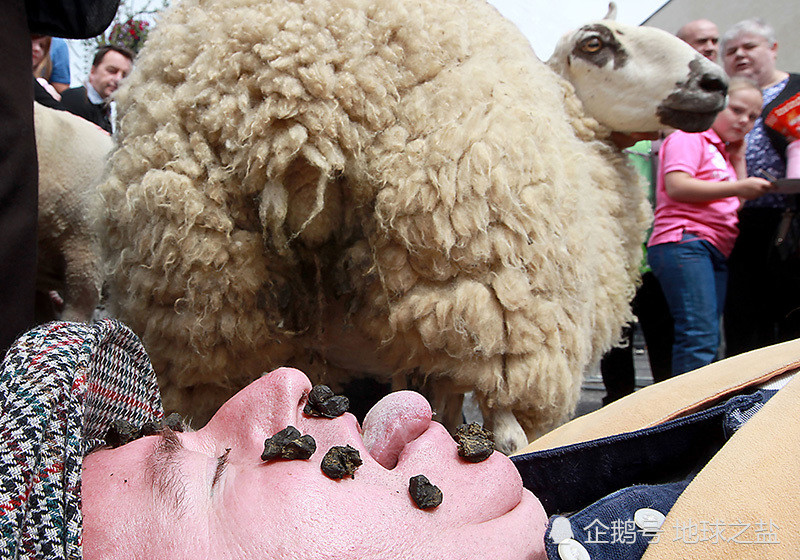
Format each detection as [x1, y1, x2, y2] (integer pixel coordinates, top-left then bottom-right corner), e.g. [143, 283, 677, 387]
[581, 37, 603, 53]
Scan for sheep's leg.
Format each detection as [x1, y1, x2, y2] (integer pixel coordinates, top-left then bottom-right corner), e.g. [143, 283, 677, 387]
[59, 235, 102, 323]
[431, 391, 464, 433]
[478, 399, 528, 456]
[390, 375, 409, 392]
[393, 374, 464, 430]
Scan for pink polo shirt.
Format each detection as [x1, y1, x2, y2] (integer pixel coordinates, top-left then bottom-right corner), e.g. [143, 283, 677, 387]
[647, 129, 741, 257]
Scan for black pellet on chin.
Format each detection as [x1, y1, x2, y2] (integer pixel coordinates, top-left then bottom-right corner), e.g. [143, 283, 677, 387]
[262, 426, 317, 461]
[408, 475, 443, 510]
[303, 384, 350, 418]
[320, 445, 362, 479]
[453, 422, 495, 463]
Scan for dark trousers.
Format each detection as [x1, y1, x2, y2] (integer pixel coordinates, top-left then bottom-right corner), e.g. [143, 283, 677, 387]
[724, 207, 800, 357]
[601, 272, 673, 405]
[0, 4, 38, 357]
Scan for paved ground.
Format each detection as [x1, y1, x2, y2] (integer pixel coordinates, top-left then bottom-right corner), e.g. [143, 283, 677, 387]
[575, 324, 655, 418]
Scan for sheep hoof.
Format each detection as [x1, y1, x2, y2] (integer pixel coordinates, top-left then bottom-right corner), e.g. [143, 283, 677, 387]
[482, 407, 528, 455]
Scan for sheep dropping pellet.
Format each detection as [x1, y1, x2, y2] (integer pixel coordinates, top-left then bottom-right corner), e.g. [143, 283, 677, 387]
[104, 419, 137, 448]
[136, 419, 163, 438]
[320, 445, 362, 479]
[261, 426, 317, 461]
[408, 475, 443, 510]
[164, 412, 188, 432]
[454, 423, 495, 463]
[303, 384, 350, 418]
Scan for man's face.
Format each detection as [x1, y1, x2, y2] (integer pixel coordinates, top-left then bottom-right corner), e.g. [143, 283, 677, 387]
[680, 20, 719, 62]
[88, 50, 132, 99]
[723, 32, 778, 88]
[82, 368, 548, 560]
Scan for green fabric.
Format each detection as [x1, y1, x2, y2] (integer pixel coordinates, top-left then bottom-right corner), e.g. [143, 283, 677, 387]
[624, 140, 656, 274]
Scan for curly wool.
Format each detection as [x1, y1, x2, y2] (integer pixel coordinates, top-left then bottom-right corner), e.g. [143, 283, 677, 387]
[101, 0, 650, 435]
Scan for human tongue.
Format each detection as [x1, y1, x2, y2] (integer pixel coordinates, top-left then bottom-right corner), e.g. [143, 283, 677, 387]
[361, 391, 432, 469]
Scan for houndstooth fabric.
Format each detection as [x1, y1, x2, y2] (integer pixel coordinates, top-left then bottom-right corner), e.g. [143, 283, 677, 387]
[0, 320, 163, 559]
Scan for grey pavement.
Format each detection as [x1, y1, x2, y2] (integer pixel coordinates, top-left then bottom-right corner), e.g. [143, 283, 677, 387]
[575, 323, 655, 418]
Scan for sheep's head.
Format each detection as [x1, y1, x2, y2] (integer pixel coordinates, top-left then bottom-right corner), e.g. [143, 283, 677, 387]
[548, 19, 728, 133]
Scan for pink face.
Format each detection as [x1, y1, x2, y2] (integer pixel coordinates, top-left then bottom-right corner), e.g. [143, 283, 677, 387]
[31, 35, 50, 70]
[723, 33, 777, 88]
[712, 87, 763, 143]
[88, 50, 132, 99]
[82, 368, 547, 560]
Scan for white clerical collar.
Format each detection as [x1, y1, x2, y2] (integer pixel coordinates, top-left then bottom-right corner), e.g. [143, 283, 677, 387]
[84, 81, 105, 105]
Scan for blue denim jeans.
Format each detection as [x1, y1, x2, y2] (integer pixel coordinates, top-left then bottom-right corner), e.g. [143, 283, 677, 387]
[647, 233, 728, 375]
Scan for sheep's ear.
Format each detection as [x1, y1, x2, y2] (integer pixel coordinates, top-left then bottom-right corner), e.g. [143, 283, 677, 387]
[604, 2, 617, 20]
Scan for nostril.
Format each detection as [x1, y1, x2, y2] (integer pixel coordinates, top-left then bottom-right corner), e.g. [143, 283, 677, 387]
[700, 73, 728, 94]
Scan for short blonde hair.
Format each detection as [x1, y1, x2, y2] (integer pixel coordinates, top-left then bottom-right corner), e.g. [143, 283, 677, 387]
[727, 76, 762, 98]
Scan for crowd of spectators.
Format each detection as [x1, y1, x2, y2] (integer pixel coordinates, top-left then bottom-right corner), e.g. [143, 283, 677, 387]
[602, 16, 800, 402]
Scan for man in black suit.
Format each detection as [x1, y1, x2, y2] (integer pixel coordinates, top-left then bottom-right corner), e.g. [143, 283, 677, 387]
[60, 45, 133, 133]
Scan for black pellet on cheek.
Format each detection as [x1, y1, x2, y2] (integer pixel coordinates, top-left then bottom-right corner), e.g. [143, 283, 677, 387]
[104, 419, 137, 448]
[408, 474, 443, 510]
[303, 384, 350, 418]
[262, 426, 317, 461]
[454, 422, 495, 463]
[320, 445, 362, 479]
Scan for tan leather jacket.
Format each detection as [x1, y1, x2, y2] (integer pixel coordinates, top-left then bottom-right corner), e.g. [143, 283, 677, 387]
[517, 338, 800, 559]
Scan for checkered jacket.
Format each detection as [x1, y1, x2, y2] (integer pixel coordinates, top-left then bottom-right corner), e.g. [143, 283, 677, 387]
[0, 320, 163, 559]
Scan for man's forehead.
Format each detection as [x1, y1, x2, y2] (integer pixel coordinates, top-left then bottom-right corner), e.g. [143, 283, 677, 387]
[97, 51, 132, 68]
[693, 24, 717, 35]
[729, 33, 770, 47]
[683, 21, 717, 39]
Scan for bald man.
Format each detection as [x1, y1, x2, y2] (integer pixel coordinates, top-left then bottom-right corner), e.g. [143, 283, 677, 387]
[677, 19, 719, 62]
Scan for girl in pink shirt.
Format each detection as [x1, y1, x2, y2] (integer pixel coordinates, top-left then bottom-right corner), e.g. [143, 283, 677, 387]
[647, 79, 772, 375]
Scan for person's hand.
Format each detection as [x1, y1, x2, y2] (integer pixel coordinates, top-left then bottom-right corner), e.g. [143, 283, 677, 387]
[726, 139, 747, 162]
[736, 177, 774, 200]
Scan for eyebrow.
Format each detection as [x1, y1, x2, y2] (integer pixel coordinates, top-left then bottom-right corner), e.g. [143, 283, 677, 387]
[145, 429, 188, 515]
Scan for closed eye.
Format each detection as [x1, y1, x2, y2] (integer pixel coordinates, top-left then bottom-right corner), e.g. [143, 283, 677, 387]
[212, 448, 231, 491]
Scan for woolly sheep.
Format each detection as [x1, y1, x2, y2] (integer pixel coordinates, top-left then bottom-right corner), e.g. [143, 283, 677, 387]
[100, 0, 727, 452]
[35, 103, 112, 322]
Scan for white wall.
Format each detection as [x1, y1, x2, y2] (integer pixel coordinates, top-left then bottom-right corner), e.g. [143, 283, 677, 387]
[644, 0, 799, 74]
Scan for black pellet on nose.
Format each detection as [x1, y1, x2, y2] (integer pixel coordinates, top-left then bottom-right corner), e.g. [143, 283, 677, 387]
[303, 384, 350, 418]
[261, 426, 317, 461]
[408, 474, 443, 510]
[320, 445, 362, 479]
[454, 422, 495, 463]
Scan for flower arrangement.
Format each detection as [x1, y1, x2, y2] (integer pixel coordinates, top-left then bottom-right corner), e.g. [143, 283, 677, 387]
[104, 17, 151, 54]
